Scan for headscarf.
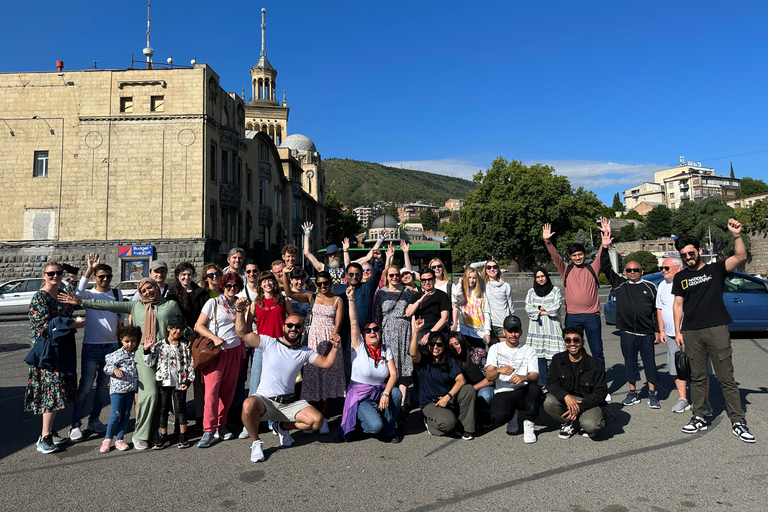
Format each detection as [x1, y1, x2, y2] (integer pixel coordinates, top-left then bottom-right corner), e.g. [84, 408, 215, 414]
[532, 267, 554, 298]
[138, 277, 162, 348]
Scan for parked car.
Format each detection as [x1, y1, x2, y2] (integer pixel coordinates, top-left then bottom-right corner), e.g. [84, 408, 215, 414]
[604, 271, 768, 331]
[0, 277, 95, 315]
[113, 280, 141, 301]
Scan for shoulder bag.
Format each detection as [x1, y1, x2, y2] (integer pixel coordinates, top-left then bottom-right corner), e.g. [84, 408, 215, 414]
[191, 300, 222, 371]
[675, 347, 691, 381]
[301, 294, 317, 347]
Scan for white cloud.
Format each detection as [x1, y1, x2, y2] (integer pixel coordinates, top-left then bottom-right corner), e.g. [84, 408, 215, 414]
[380, 158, 483, 180]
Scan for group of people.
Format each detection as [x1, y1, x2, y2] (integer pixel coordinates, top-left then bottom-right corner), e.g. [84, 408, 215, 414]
[23, 216, 755, 459]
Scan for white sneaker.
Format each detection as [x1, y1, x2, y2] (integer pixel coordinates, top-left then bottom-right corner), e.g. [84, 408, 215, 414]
[605, 393, 612, 403]
[87, 420, 107, 433]
[271, 422, 294, 446]
[68, 426, 84, 442]
[238, 427, 250, 439]
[319, 419, 330, 435]
[523, 420, 537, 444]
[250, 440, 265, 462]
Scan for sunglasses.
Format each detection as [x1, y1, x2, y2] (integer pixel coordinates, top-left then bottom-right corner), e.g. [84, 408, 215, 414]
[45, 270, 64, 277]
[660, 266, 676, 271]
[285, 322, 304, 329]
[206, 271, 223, 279]
[95, 274, 113, 280]
[486, 265, 499, 270]
[364, 326, 380, 334]
[624, 268, 642, 273]
[421, 277, 435, 282]
[224, 284, 241, 290]
[348, 272, 362, 278]
[564, 337, 582, 344]
[317, 281, 330, 287]
[245, 269, 259, 274]
[387, 274, 400, 278]
[428, 342, 445, 348]
[681, 250, 697, 259]
[362, 268, 372, 273]
[430, 265, 442, 269]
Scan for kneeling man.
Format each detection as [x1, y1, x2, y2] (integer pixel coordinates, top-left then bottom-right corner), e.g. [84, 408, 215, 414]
[235, 300, 341, 462]
[544, 326, 613, 439]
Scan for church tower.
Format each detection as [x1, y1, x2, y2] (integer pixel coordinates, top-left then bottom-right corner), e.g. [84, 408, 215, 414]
[245, 8, 289, 145]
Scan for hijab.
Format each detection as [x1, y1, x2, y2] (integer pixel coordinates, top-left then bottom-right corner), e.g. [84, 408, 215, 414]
[138, 277, 162, 347]
[533, 267, 554, 298]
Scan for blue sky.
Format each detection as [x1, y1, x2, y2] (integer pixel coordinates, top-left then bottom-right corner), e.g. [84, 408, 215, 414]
[5, 1, 768, 204]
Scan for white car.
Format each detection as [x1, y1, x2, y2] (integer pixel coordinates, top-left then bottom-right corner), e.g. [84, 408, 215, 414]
[0, 277, 93, 315]
[113, 280, 142, 301]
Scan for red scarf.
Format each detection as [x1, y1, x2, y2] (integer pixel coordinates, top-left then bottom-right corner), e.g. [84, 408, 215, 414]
[365, 342, 382, 364]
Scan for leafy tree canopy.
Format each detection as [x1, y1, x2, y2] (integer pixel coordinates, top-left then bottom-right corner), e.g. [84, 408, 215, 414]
[622, 210, 644, 221]
[612, 192, 625, 211]
[325, 193, 363, 247]
[736, 198, 768, 234]
[621, 251, 659, 273]
[644, 205, 673, 238]
[674, 197, 750, 256]
[419, 209, 439, 231]
[735, 177, 768, 199]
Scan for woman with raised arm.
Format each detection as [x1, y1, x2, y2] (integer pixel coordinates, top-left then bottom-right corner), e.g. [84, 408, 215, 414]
[282, 270, 345, 433]
[481, 259, 514, 344]
[409, 319, 476, 439]
[451, 267, 491, 348]
[59, 277, 190, 451]
[524, 267, 562, 385]
[337, 286, 402, 442]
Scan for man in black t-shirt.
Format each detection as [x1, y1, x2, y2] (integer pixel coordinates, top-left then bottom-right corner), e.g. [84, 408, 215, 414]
[672, 219, 754, 443]
[406, 268, 451, 343]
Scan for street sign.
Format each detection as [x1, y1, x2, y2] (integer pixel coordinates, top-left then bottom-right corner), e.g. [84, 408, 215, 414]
[118, 245, 154, 257]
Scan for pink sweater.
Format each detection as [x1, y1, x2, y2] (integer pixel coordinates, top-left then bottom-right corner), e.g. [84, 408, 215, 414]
[545, 241, 603, 315]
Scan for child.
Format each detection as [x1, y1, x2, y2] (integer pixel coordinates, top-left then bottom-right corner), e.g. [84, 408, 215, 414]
[101, 325, 141, 453]
[144, 317, 195, 449]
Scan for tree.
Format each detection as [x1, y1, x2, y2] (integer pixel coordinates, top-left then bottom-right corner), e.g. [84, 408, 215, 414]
[736, 177, 768, 199]
[325, 193, 363, 246]
[644, 205, 673, 238]
[622, 210, 644, 221]
[444, 157, 603, 269]
[619, 224, 638, 242]
[671, 200, 698, 237]
[621, 251, 659, 273]
[730, 162, 735, 179]
[383, 204, 400, 222]
[419, 209, 439, 231]
[612, 192, 625, 212]
[438, 209, 452, 219]
[736, 199, 768, 234]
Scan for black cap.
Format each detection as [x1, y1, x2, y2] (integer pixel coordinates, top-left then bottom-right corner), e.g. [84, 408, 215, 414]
[167, 317, 186, 329]
[503, 315, 522, 332]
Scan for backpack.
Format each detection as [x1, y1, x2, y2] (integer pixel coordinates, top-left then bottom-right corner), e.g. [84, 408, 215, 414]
[563, 263, 598, 288]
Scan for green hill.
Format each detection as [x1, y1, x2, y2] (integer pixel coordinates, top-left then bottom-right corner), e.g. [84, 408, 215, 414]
[324, 158, 476, 208]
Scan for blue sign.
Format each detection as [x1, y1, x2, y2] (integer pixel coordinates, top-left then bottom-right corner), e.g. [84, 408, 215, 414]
[118, 245, 155, 257]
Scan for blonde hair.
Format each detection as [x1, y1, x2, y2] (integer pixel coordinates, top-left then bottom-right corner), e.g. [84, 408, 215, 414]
[428, 258, 449, 282]
[462, 267, 484, 299]
[481, 258, 501, 283]
[383, 265, 401, 287]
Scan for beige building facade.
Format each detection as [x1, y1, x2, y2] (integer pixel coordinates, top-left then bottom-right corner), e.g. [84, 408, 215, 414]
[623, 182, 665, 210]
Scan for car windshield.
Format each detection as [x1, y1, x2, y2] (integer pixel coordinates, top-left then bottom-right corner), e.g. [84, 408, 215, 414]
[0, 282, 23, 293]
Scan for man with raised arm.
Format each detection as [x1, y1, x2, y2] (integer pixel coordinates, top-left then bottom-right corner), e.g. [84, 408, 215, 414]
[543, 218, 609, 401]
[673, 219, 754, 443]
[235, 299, 343, 462]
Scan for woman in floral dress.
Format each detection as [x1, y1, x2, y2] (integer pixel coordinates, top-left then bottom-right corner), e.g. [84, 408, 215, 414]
[373, 265, 414, 406]
[26, 262, 84, 454]
[284, 270, 344, 434]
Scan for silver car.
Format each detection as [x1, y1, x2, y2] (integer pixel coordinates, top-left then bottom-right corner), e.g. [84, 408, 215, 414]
[0, 278, 45, 314]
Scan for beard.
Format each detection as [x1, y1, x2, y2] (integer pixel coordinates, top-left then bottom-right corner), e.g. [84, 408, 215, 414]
[684, 254, 701, 268]
[284, 329, 302, 344]
[327, 257, 341, 269]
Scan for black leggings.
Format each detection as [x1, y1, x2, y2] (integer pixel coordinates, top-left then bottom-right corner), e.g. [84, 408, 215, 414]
[159, 386, 187, 429]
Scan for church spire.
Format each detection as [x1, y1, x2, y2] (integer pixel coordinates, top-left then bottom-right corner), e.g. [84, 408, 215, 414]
[255, 8, 273, 70]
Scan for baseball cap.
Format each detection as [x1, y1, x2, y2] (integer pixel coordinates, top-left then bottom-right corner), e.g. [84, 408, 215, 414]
[149, 260, 168, 271]
[503, 315, 523, 332]
[167, 316, 186, 329]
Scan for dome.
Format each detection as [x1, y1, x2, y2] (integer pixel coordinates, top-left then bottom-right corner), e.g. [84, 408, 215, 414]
[371, 214, 399, 229]
[279, 133, 316, 152]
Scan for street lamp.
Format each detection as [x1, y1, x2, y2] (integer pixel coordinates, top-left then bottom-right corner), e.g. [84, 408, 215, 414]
[32, 116, 55, 135]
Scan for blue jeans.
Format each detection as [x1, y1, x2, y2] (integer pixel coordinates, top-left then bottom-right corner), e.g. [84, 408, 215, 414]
[357, 388, 402, 436]
[105, 392, 134, 440]
[477, 386, 494, 419]
[565, 313, 605, 368]
[538, 358, 549, 386]
[619, 331, 658, 385]
[247, 347, 263, 397]
[72, 343, 117, 428]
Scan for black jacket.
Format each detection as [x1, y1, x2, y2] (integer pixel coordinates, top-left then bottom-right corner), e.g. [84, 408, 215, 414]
[167, 282, 209, 328]
[601, 250, 658, 335]
[546, 350, 614, 421]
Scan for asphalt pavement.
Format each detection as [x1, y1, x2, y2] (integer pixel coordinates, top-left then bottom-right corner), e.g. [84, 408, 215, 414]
[1, 291, 766, 512]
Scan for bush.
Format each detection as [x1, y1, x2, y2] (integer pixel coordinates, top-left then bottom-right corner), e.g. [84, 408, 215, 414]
[621, 251, 659, 273]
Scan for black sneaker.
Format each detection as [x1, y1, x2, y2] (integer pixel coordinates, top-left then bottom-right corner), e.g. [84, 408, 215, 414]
[732, 422, 756, 444]
[178, 432, 189, 449]
[559, 422, 576, 439]
[36, 435, 59, 454]
[153, 434, 168, 450]
[682, 416, 707, 434]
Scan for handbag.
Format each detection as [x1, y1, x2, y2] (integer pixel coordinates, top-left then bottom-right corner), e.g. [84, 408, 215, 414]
[675, 347, 691, 381]
[301, 294, 316, 347]
[191, 300, 221, 371]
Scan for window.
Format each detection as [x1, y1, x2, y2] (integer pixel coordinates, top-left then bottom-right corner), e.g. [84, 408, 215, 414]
[259, 180, 267, 205]
[210, 143, 217, 182]
[150, 96, 164, 112]
[33, 151, 48, 177]
[246, 168, 253, 202]
[221, 150, 228, 183]
[293, 197, 299, 219]
[120, 97, 133, 113]
[236, 158, 242, 186]
[210, 202, 217, 237]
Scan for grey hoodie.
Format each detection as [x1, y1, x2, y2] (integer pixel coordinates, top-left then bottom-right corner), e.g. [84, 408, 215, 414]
[484, 280, 514, 327]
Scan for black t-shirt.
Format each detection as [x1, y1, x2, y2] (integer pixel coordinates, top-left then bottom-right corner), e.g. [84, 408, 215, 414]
[414, 356, 461, 408]
[672, 260, 732, 331]
[410, 289, 451, 325]
[568, 358, 584, 396]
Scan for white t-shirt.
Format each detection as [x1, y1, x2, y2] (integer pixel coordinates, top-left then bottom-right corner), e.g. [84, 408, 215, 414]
[75, 277, 123, 344]
[201, 297, 241, 349]
[656, 279, 677, 338]
[486, 341, 538, 392]
[237, 283, 258, 302]
[350, 341, 393, 386]
[256, 335, 318, 396]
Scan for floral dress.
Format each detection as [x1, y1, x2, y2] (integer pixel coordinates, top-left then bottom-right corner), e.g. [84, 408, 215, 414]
[301, 297, 345, 402]
[374, 287, 414, 378]
[24, 286, 77, 414]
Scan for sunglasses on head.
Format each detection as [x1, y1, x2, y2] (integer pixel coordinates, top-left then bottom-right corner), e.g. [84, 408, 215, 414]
[364, 326, 380, 334]
[681, 250, 697, 258]
[207, 271, 222, 279]
[285, 322, 304, 329]
[564, 337, 582, 343]
[316, 281, 330, 287]
[224, 284, 240, 290]
[348, 272, 362, 278]
[45, 270, 64, 277]
[486, 265, 499, 270]
[95, 274, 113, 280]
[624, 268, 642, 273]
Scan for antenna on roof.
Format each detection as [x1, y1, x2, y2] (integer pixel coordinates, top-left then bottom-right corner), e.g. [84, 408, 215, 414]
[142, 1, 154, 69]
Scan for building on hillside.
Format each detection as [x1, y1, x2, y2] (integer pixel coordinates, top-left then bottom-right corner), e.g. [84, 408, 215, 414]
[0, 9, 325, 281]
[728, 192, 768, 209]
[365, 214, 404, 246]
[631, 201, 665, 216]
[397, 202, 439, 222]
[663, 171, 739, 210]
[353, 205, 383, 228]
[445, 198, 463, 211]
[623, 182, 665, 210]
[403, 223, 429, 243]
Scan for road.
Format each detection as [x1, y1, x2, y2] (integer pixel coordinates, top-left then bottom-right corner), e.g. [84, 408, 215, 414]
[0, 290, 766, 512]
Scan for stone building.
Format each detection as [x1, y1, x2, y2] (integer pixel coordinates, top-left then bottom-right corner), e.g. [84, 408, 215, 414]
[0, 10, 325, 281]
